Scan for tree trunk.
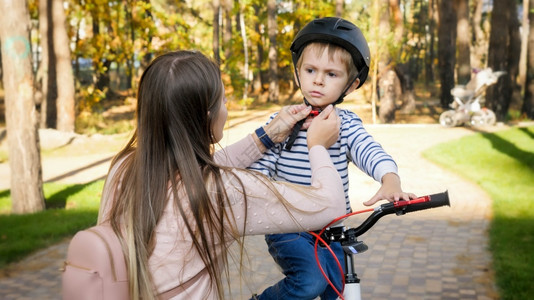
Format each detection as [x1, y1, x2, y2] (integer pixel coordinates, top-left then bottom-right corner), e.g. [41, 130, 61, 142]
[396, 64, 416, 114]
[524, 0, 534, 119]
[335, 0, 343, 17]
[238, 2, 249, 101]
[39, 0, 57, 128]
[252, 4, 264, 93]
[223, 0, 233, 63]
[378, 67, 401, 123]
[471, 0, 487, 70]
[37, 0, 49, 128]
[267, 0, 279, 102]
[425, 0, 436, 87]
[519, 0, 529, 95]
[390, 0, 414, 113]
[486, 0, 519, 120]
[212, 0, 221, 65]
[0, 0, 45, 213]
[292, 5, 302, 94]
[437, 0, 456, 108]
[389, 0, 403, 44]
[53, 0, 75, 132]
[454, 0, 471, 85]
[377, 0, 397, 123]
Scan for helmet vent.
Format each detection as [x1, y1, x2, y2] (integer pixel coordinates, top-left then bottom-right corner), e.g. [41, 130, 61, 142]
[337, 25, 352, 31]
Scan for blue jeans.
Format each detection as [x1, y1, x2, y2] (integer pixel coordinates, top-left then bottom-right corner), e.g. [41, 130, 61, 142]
[255, 232, 345, 300]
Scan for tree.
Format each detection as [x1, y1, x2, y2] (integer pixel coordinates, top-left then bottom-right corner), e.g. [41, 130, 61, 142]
[37, 0, 55, 128]
[267, 0, 279, 102]
[437, 0, 456, 108]
[471, 0, 490, 70]
[454, 0, 471, 85]
[0, 0, 45, 213]
[213, 0, 221, 65]
[523, 0, 534, 118]
[37, 0, 75, 131]
[425, 0, 437, 86]
[377, 0, 398, 123]
[486, 0, 521, 120]
[53, 0, 75, 132]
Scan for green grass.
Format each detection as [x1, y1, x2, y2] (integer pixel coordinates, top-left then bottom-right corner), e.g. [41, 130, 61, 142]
[0, 180, 103, 268]
[423, 125, 534, 300]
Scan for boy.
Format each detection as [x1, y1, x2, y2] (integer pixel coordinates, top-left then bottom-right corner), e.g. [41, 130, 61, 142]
[249, 17, 415, 299]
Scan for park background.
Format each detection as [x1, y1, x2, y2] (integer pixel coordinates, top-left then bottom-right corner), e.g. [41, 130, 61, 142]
[0, 0, 533, 299]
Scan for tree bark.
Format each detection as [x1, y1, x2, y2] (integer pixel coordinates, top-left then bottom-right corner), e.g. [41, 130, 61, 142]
[0, 0, 45, 213]
[37, 0, 49, 128]
[425, 0, 436, 86]
[252, 4, 264, 93]
[238, 2, 249, 101]
[53, 0, 75, 132]
[487, 0, 519, 120]
[223, 0, 233, 63]
[471, 0, 488, 70]
[377, 0, 398, 123]
[38, 0, 57, 129]
[437, 0, 456, 108]
[212, 0, 221, 65]
[335, 0, 343, 17]
[378, 67, 401, 123]
[454, 0, 471, 85]
[267, 0, 279, 102]
[523, 0, 534, 118]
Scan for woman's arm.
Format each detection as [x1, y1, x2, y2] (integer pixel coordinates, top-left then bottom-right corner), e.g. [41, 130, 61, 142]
[226, 145, 345, 235]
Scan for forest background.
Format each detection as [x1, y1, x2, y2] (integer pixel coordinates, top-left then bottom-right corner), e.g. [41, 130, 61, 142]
[0, 0, 533, 213]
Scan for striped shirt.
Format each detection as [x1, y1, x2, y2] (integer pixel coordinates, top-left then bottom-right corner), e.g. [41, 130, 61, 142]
[249, 107, 398, 213]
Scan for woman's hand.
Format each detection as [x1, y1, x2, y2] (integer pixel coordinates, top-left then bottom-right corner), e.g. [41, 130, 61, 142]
[263, 104, 312, 144]
[306, 105, 340, 149]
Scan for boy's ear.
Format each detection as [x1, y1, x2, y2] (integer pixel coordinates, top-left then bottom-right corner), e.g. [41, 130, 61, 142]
[344, 78, 360, 95]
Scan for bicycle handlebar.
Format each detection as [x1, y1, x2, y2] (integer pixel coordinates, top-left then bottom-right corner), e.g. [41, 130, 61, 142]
[322, 191, 450, 243]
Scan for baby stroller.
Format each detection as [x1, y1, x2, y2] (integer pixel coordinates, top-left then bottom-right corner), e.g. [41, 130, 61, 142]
[439, 68, 505, 127]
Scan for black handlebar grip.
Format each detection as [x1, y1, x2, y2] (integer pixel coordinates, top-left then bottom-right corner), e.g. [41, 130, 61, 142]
[401, 190, 450, 214]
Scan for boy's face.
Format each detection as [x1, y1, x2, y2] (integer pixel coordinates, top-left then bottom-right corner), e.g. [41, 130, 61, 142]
[296, 46, 359, 109]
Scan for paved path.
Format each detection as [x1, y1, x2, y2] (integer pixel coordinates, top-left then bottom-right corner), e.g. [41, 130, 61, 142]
[0, 115, 501, 299]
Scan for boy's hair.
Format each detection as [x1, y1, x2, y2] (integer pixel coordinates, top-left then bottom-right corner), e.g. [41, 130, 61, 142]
[296, 42, 358, 84]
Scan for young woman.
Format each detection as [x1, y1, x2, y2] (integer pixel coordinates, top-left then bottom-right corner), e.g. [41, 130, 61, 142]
[97, 50, 346, 299]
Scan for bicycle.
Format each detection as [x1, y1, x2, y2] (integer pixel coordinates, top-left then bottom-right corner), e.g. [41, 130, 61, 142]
[310, 191, 451, 300]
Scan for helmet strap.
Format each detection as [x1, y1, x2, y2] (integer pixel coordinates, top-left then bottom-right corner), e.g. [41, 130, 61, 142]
[334, 69, 363, 105]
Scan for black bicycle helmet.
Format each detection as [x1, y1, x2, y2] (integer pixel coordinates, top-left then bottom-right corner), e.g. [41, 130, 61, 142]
[285, 17, 371, 151]
[291, 17, 370, 90]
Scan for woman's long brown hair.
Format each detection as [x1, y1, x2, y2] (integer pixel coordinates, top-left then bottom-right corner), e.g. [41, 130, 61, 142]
[103, 50, 240, 299]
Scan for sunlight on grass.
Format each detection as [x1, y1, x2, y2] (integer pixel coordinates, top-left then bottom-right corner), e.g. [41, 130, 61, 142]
[40, 133, 130, 158]
[0, 180, 104, 268]
[423, 125, 534, 300]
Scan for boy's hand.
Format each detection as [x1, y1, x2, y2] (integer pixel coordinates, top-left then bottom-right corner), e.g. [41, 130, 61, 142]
[363, 173, 417, 206]
[307, 105, 340, 149]
[265, 104, 312, 143]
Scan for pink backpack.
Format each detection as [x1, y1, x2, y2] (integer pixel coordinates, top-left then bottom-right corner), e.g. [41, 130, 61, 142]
[62, 224, 129, 299]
